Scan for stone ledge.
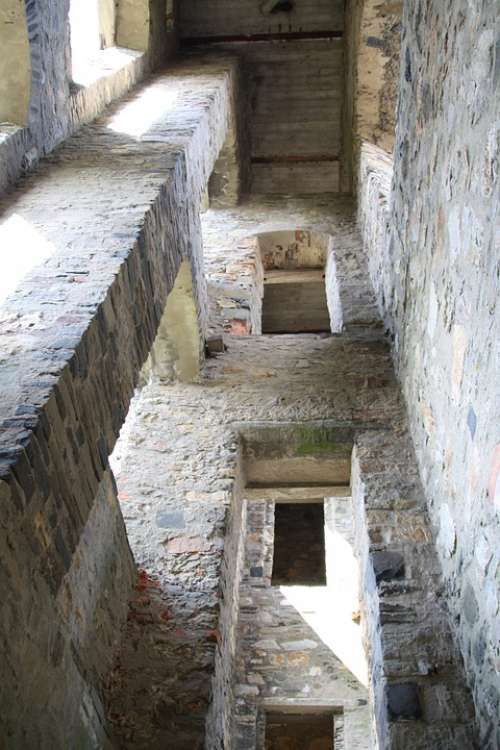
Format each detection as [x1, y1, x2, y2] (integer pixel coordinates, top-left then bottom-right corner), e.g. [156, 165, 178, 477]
[0, 51, 151, 200]
[0, 125, 34, 196]
[0, 125, 23, 144]
[67, 45, 150, 136]
[70, 46, 144, 89]
[0, 54, 240, 597]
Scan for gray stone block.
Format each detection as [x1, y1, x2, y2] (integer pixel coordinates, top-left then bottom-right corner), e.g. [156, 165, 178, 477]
[371, 550, 405, 583]
[386, 682, 422, 721]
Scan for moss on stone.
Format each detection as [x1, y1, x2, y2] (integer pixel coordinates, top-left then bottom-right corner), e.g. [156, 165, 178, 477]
[296, 425, 352, 456]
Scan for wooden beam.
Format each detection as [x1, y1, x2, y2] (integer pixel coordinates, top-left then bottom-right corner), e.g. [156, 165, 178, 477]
[180, 30, 344, 45]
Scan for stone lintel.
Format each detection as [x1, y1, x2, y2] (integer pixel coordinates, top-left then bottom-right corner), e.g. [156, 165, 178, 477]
[244, 485, 351, 502]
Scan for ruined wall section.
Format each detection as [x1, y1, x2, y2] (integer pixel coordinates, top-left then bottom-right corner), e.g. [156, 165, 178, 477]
[206, 58, 252, 207]
[357, 142, 393, 317]
[0, 466, 134, 748]
[233, 493, 371, 749]
[104, 198, 477, 748]
[204, 461, 247, 748]
[106, 332, 396, 749]
[0, 57, 238, 748]
[361, 1, 499, 745]
[352, 427, 478, 750]
[106, 325, 477, 749]
[201, 196, 380, 338]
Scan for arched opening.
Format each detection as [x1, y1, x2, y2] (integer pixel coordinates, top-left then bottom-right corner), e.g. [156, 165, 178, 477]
[0, 0, 31, 127]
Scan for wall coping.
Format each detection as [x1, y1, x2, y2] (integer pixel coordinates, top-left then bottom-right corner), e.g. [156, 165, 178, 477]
[0, 54, 240, 597]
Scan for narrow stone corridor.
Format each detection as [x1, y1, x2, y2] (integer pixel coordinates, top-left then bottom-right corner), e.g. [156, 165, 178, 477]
[233, 493, 370, 748]
[105, 330, 386, 748]
[0, 1, 497, 747]
[104, 198, 477, 748]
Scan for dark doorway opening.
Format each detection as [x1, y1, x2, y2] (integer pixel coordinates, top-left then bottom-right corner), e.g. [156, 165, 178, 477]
[265, 711, 334, 750]
[271, 502, 326, 585]
[262, 270, 330, 334]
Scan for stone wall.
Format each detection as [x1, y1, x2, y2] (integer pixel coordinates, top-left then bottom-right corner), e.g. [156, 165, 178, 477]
[358, 1, 499, 746]
[357, 142, 393, 314]
[0, 55, 239, 748]
[105, 197, 477, 749]
[205, 459, 247, 749]
[352, 427, 477, 750]
[0, 0, 172, 197]
[179, 0, 346, 194]
[0, 467, 134, 748]
[343, 0, 402, 190]
[206, 51, 251, 207]
[201, 196, 380, 338]
[0, 2, 496, 746]
[232, 489, 371, 748]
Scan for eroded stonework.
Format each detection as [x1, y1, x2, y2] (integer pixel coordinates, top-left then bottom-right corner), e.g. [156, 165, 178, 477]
[233, 493, 371, 748]
[0, 0, 497, 747]
[104, 197, 477, 749]
[357, 2, 500, 745]
[0, 54, 241, 747]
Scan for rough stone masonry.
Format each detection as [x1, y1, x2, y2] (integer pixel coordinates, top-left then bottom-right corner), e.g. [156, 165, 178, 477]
[0, 53, 242, 747]
[0, 0, 498, 748]
[104, 198, 476, 750]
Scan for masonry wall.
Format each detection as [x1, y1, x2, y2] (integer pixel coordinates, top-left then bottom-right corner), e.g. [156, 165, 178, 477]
[103, 197, 477, 749]
[343, 0, 402, 191]
[0, 469, 134, 748]
[179, 0, 346, 194]
[360, 1, 500, 746]
[232, 493, 371, 749]
[0, 55, 239, 747]
[0, 0, 173, 196]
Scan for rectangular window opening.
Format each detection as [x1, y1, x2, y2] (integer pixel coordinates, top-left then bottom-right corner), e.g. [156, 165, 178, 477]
[271, 502, 326, 585]
[265, 711, 334, 749]
[262, 270, 330, 334]
[70, 0, 120, 85]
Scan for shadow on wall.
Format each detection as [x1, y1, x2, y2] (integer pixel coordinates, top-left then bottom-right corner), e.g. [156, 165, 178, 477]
[142, 258, 202, 384]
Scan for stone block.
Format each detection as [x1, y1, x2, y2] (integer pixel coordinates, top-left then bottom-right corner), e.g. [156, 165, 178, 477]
[371, 550, 405, 583]
[205, 335, 225, 355]
[156, 510, 185, 529]
[386, 682, 422, 721]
